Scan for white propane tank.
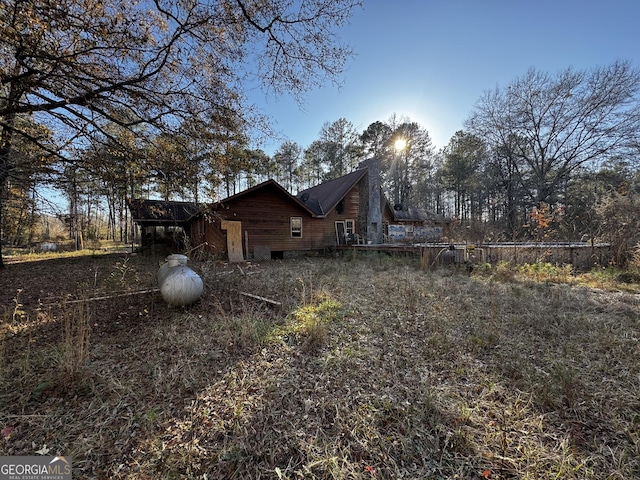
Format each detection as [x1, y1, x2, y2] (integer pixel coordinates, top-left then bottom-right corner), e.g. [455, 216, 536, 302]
[160, 265, 204, 306]
[157, 254, 189, 286]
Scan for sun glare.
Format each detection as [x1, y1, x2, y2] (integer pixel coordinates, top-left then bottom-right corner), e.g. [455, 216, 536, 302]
[394, 138, 407, 152]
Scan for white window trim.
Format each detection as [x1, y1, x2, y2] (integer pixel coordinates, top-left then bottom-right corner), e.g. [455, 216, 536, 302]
[291, 217, 302, 238]
[345, 219, 355, 235]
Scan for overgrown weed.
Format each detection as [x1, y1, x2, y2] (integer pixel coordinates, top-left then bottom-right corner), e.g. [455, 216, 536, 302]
[1, 253, 639, 478]
[60, 300, 91, 380]
[516, 261, 574, 282]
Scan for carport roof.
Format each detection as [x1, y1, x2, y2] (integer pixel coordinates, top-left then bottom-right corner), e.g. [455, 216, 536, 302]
[128, 199, 201, 224]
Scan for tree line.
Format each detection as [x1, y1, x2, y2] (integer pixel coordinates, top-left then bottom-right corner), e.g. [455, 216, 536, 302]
[1, 0, 639, 267]
[6, 96, 640, 267]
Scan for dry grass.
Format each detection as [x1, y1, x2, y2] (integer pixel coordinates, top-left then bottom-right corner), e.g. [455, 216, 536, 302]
[0, 251, 639, 479]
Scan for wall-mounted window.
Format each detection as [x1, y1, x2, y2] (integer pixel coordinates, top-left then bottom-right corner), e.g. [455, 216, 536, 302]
[336, 200, 345, 215]
[345, 219, 355, 235]
[291, 217, 302, 237]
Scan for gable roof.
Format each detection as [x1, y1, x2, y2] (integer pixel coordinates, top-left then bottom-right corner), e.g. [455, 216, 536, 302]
[296, 168, 368, 217]
[129, 199, 200, 224]
[218, 179, 317, 216]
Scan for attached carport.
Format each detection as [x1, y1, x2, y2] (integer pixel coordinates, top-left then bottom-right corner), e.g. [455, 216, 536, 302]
[128, 199, 201, 251]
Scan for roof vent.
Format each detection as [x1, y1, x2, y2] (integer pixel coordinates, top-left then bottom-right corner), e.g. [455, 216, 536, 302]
[300, 192, 309, 203]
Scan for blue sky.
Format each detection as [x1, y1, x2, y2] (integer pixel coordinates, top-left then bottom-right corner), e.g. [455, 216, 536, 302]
[251, 0, 640, 154]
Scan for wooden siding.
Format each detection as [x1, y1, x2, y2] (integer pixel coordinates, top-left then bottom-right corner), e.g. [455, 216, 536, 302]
[190, 217, 226, 256]
[305, 182, 362, 248]
[197, 180, 366, 257]
[222, 186, 310, 253]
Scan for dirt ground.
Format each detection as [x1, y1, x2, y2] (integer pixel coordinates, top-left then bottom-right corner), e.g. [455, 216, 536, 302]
[0, 251, 161, 354]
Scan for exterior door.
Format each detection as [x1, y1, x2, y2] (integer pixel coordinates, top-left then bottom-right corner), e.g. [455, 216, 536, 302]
[335, 221, 346, 245]
[221, 220, 244, 262]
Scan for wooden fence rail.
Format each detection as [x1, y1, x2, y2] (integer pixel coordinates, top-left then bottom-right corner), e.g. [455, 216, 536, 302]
[419, 242, 612, 270]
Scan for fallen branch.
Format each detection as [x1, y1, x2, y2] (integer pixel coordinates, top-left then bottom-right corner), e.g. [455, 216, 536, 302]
[215, 270, 235, 276]
[185, 242, 208, 255]
[238, 291, 281, 306]
[39, 288, 160, 307]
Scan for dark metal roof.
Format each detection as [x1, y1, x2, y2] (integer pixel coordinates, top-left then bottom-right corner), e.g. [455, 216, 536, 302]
[392, 205, 447, 224]
[128, 199, 200, 224]
[296, 168, 368, 217]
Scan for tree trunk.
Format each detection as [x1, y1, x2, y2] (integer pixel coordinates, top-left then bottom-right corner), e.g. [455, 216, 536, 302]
[27, 187, 37, 245]
[0, 181, 5, 270]
[0, 121, 16, 269]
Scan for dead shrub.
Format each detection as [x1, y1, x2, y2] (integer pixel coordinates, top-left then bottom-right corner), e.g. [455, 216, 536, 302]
[60, 301, 91, 379]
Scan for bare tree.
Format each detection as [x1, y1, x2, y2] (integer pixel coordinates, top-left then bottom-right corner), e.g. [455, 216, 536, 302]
[466, 60, 640, 208]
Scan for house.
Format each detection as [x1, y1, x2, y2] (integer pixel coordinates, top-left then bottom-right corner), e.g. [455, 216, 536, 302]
[189, 179, 318, 260]
[189, 165, 383, 260]
[130, 160, 447, 260]
[295, 164, 394, 246]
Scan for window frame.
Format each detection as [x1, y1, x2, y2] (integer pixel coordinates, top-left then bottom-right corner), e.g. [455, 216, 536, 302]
[290, 216, 302, 238]
[345, 219, 355, 235]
